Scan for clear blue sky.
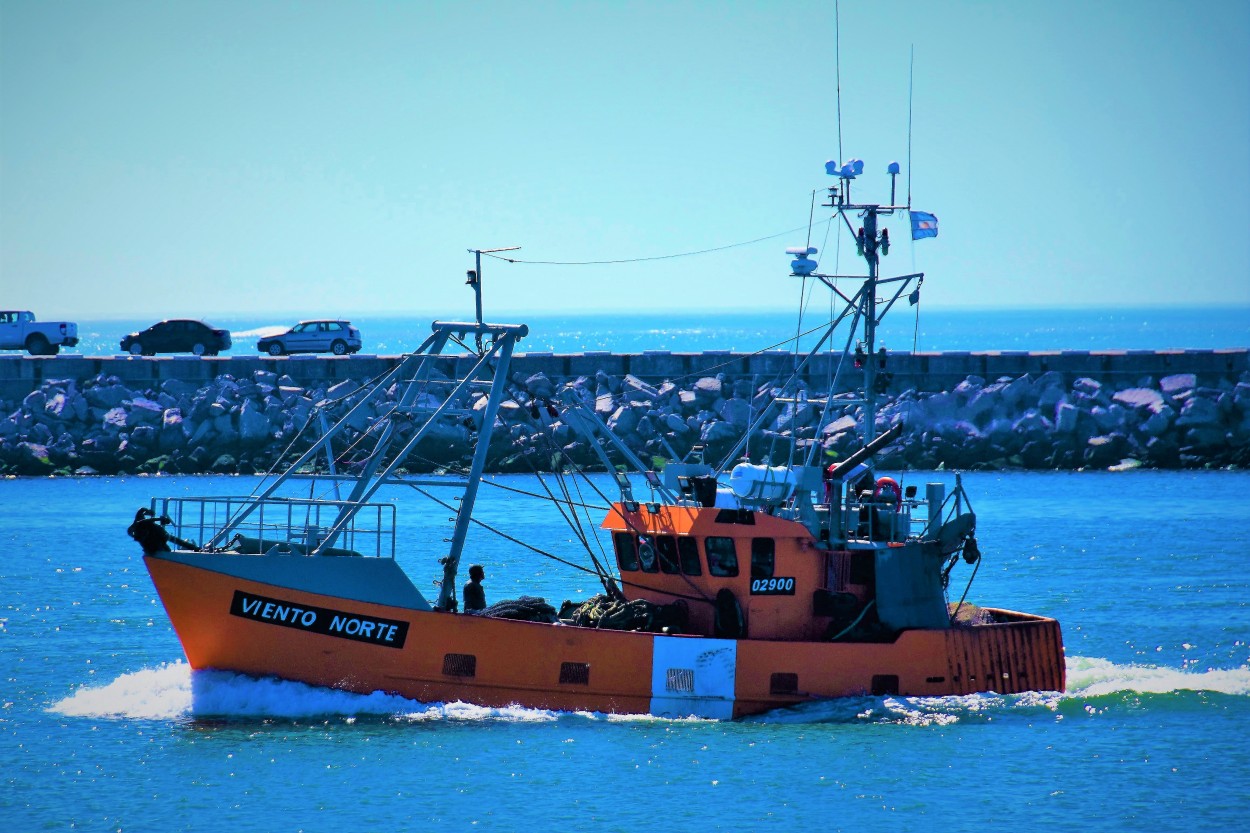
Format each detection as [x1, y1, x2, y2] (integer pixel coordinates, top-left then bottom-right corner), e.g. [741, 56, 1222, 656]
[2, 0, 1247, 320]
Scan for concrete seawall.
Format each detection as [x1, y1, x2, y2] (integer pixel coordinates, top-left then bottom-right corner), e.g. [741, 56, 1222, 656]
[3, 348, 1247, 403]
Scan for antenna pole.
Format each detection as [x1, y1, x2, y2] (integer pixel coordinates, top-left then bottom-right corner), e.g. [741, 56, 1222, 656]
[835, 0, 843, 164]
[466, 246, 521, 353]
[907, 45, 914, 208]
[473, 249, 484, 328]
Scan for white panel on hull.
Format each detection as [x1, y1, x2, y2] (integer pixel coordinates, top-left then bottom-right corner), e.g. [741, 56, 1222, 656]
[649, 636, 736, 719]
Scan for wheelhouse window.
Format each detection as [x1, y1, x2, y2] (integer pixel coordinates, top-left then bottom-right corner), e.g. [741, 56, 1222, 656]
[636, 534, 659, 573]
[751, 538, 775, 579]
[613, 532, 638, 572]
[706, 536, 739, 577]
[655, 535, 681, 574]
[677, 537, 702, 576]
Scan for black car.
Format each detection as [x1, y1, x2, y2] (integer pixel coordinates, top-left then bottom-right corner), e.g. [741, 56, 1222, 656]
[120, 320, 232, 356]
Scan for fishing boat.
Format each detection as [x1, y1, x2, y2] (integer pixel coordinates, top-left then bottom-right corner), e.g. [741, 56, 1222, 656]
[132, 164, 1065, 719]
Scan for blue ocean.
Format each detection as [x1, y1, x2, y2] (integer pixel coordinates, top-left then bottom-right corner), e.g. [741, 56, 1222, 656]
[3, 470, 1248, 831]
[68, 306, 1250, 356]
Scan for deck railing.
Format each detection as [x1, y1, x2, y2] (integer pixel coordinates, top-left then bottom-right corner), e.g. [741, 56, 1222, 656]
[150, 496, 397, 559]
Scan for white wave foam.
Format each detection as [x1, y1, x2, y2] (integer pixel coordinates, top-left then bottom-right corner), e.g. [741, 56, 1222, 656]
[50, 656, 1250, 724]
[50, 665, 577, 723]
[750, 656, 1250, 725]
[1065, 655, 1250, 697]
[191, 671, 435, 719]
[50, 662, 194, 720]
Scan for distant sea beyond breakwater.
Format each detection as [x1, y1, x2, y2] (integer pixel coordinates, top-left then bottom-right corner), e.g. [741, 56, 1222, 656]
[65, 306, 1250, 357]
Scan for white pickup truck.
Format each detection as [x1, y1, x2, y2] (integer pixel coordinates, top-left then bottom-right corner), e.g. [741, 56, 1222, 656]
[0, 311, 79, 355]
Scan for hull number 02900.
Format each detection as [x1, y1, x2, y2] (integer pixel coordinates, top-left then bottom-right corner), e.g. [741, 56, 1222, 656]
[750, 577, 796, 595]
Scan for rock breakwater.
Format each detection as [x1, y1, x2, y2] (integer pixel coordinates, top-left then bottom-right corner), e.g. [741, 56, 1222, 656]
[2, 364, 1246, 477]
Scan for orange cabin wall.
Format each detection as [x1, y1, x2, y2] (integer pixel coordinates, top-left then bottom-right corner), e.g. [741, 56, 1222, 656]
[603, 502, 832, 640]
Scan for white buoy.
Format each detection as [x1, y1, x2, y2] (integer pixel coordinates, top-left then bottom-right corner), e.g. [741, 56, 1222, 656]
[729, 464, 797, 501]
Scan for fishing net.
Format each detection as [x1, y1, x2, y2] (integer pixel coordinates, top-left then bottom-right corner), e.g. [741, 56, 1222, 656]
[480, 595, 559, 623]
[558, 594, 689, 634]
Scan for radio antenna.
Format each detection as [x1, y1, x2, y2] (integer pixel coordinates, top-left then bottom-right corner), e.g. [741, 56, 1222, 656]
[907, 44, 914, 208]
[835, 0, 843, 164]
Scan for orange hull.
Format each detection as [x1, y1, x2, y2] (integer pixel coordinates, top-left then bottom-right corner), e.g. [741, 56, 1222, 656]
[146, 553, 1065, 719]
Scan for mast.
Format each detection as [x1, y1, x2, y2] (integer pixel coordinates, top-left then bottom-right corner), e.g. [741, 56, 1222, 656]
[862, 205, 880, 446]
[790, 159, 919, 454]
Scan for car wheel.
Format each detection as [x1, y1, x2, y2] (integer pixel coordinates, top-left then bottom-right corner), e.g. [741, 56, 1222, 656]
[192, 343, 206, 356]
[331, 340, 348, 356]
[267, 342, 284, 356]
[25, 334, 50, 356]
[129, 342, 144, 356]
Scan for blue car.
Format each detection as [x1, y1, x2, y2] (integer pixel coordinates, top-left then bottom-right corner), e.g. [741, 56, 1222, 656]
[257, 320, 362, 356]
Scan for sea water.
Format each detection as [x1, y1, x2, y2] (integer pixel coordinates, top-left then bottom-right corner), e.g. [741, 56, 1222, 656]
[67, 306, 1250, 356]
[2, 470, 1248, 831]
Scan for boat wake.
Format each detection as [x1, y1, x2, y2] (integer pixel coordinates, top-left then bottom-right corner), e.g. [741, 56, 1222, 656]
[754, 656, 1250, 725]
[48, 663, 626, 724]
[49, 656, 1250, 725]
[1064, 654, 1250, 697]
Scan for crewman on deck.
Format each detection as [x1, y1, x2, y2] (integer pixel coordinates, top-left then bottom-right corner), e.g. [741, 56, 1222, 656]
[463, 564, 486, 613]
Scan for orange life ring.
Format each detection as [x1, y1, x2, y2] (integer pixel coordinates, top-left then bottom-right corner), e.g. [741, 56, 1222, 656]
[873, 476, 901, 507]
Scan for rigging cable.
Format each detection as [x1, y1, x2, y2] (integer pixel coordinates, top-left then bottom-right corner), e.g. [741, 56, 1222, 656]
[524, 400, 715, 605]
[519, 437, 616, 592]
[663, 313, 839, 387]
[480, 220, 830, 267]
[406, 481, 713, 605]
[949, 550, 982, 624]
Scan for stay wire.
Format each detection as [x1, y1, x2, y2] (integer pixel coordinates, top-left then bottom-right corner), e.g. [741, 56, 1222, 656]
[389, 449, 612, 513]
[406, 481, 713, 605]
[523, 404, 714, 605]
[520, 435, 615, 588]
[249, 354, 437, 502]
[950, 552, 982, 624]
[481, 219, 831, 267]
[667, 314, 840, 387]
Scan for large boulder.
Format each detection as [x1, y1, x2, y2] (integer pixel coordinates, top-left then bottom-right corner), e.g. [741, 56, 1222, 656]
[621, 374, 658, 401]
[13, 442, 54, 475]
[102, 407, 128, 433]
[718, 398, 752, 430]
[126, 398, 164, 428]
[1159, 374, 1197, 399]
[1055, 402, 1080, 433]
[606, 405, 641, 436]
[84, 384, 132, 410]
[1140, 405, 1176, 437]
[692, 377, 723, 407]
[161, 409, 188, 451]
[1112, 387, 1166, 413]
[1175, 396, 1221, 429]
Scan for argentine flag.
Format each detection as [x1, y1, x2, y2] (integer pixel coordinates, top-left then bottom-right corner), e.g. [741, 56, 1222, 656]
[910, 210, 938, 240]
